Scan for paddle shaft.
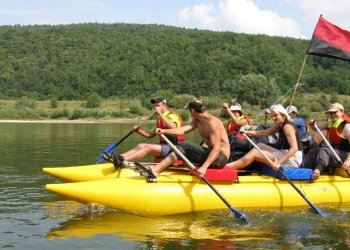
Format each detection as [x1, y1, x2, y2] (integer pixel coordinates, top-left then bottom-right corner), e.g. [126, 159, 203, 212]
[242, 132, 325, 217]
[118, 112, 155, 144]
[313, 124, 350, 177]
[160, 134, 248, 223]
[98, 112, 155, 163]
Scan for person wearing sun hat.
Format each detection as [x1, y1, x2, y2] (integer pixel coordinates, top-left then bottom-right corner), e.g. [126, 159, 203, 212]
[227, 104, 303, 171]
[301, 103, 350, 180]
[103, 97, 185, 169]
[222, 102, 252, 134]
[133, 97, 231, 179]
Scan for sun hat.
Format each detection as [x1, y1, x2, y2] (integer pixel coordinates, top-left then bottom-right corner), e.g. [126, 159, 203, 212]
[229, 103, 242, 112]
[325, 103, 344, 113]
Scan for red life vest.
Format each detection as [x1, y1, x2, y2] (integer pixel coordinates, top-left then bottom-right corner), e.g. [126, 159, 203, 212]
[226, 114, 252, 134]
[327, 117, 350, 152]
[156, 109, 185, 144]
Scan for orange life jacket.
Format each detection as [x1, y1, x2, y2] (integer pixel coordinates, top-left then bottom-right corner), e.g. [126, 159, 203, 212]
[156, 109, 185, 144]
[226, 114, 252, 134]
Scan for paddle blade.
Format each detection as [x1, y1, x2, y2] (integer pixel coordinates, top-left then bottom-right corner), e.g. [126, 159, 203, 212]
[230, 206, 248, 223]
[304, 196, 326, 217]
[98, 143, 116, 163]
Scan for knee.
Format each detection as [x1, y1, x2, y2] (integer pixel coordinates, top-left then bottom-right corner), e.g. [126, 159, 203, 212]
[136, 143, 151, 152]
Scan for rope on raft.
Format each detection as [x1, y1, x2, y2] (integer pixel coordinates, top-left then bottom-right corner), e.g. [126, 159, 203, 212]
[252, 84, 297, 123]
[252, 83, 329, 124]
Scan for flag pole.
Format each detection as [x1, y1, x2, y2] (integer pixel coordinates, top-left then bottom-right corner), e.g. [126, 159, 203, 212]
[288, 54, 308, 110]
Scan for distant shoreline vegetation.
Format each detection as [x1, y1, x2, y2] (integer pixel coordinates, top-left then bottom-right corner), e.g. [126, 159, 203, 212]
[0, 94, 340, 123]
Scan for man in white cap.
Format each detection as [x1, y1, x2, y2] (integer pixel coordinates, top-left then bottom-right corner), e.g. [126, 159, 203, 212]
[301, 103, 350, 179]
[222, 102, 252, 134]
[286, 105, 307, 133]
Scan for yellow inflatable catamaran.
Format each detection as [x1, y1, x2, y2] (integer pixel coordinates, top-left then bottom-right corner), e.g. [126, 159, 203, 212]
[43, 162, 350, 216]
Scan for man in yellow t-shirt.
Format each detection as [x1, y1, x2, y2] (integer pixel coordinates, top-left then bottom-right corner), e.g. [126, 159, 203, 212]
[104, 97, 184, 169]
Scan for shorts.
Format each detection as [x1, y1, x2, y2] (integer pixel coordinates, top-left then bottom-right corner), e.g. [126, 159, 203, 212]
[272, 150, 303, 168]
[176, 141, 228, 167]
[160, 144, 172, 159]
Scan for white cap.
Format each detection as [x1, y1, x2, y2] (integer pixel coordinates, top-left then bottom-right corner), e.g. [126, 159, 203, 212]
[286, 105, 297, 114]
[229, 103, 241, 112]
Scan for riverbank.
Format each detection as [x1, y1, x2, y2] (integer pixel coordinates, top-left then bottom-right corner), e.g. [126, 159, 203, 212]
[0, 119, 143, 123]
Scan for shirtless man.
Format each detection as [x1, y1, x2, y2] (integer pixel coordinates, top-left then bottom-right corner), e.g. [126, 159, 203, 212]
[135, 98, 230, 178]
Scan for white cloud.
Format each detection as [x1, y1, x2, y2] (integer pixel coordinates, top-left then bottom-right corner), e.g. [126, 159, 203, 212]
[178, 0, 304, 38]
[295, 0, 350, 31]
[179, 4, 216, 25]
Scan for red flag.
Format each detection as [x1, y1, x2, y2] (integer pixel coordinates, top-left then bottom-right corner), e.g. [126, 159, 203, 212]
[307, 16, 350, 61]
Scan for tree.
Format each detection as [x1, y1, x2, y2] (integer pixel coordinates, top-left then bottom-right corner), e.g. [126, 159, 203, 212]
[85, 93, 101, 108]
[236, 74, 281, 108]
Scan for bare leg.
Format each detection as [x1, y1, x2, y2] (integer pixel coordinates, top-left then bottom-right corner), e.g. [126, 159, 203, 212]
[121, 143, 162, 162]
[227, 143, 276, 169]
[151, 152, 178, 177]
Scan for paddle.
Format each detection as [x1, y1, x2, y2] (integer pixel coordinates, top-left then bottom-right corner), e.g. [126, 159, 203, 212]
[242, 132, 325, 217]
[160, 134, 248, 223]
[312, 122, 350, 177]
[98, 112, 155, 163]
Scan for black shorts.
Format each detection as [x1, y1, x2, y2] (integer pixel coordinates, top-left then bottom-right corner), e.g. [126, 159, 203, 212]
[175, 141, 228, 168]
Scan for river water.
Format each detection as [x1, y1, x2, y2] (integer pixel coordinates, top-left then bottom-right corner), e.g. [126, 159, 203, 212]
[1, 122, 350, 249]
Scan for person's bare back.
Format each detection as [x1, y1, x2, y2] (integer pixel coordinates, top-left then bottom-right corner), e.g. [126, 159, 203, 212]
[195, 115, 230, 158]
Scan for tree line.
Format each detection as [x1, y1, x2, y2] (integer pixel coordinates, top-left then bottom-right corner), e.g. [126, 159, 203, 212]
[1, 22, 350, 106]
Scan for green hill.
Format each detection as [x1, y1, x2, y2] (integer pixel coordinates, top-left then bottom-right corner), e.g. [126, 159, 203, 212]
[1, 22, 350, 103]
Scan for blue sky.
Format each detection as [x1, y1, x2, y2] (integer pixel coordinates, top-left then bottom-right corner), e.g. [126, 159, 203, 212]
[1, 0, 350, 39]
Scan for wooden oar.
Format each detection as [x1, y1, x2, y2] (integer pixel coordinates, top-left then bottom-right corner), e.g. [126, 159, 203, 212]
[160, 134, 248, 223]
[312, 123, 350, 177]
[242, 132, 325, 217]
[97, 112, 155, 163]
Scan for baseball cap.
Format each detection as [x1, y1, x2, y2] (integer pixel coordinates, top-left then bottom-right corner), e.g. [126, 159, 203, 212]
[325, 103, 344, 113]
[286, 105, 298, 114]
[151, 97, 167, 104]
[187, 98, 206, 112]
[229, 103, 242, 112]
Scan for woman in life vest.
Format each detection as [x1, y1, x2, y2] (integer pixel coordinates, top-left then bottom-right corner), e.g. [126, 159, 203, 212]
[222, 102, 252, 134]
[301, 103, 350, 179]
[227, 104, 303, 171]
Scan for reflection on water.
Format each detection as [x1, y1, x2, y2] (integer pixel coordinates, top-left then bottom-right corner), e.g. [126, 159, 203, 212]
[42, 200, 350, 249]
[1, 122, 350, 249]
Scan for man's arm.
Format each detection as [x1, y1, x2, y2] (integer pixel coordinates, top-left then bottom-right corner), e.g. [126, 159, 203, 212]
[134, 125, 156, 138]
[159, 113, 178, 129]
[158, 120, 196, 136]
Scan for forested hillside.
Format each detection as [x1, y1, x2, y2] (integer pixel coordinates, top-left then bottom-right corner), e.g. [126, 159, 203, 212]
[1, 22, 350, 103]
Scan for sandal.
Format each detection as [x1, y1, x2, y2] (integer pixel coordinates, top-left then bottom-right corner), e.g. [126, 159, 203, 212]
[102, 151, 124, 170]
[134, 162, 157, 179]
[312, 170, 320, 180]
